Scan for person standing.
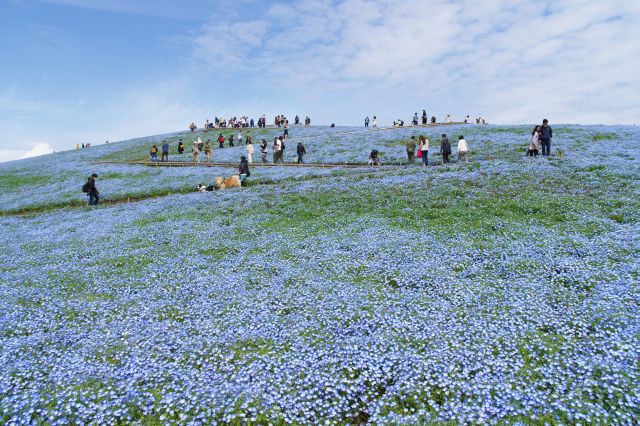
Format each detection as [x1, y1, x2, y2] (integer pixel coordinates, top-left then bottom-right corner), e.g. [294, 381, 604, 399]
[86, 173, 99, 205]
[273, 137, 282, 164]
[246, 139, 255, 163]
[457, 135, 468, 163]
[422, 110, 427, 125]
[204, 141, 212, 162]
[178, 139, 185, 154]
[260, 139, 268, 163]
[528, 126, 541, 157]
[372, 116, 378, 127]
[284, 121, 290, 137]
[239, 156, 251, 186]
[217, 133, 225, 148]
[150, 144, 159, 161]
[440, 134, 451, 163]
[229, 134, 235, 147]
[412, 113, 419, 125]
[540, 119, 553, 156]
[406, 136, 417, 164]
[419, 135, 429, 166]
[365, 116, 370, 127]
[238, 130, 244, 145]
[161, 140, 169, 162]
[296, 142, 307, 164]
[191, 142, 200, 163]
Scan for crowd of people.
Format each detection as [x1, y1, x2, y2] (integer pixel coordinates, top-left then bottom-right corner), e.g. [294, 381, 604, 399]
[369, 133, 470, 166]
[188, 114, 312, 132]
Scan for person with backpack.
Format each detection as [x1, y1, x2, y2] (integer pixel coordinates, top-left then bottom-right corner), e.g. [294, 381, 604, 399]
[260, 139, 268, 163]
[217, 133, 225, 148]
[178, 139, 185, 154]
[239, 156, 250, 186]
[457, 135, 469, 163]
[161, 140, 169, 162]
[82, 173, 99, 205]
[440, 134, 452, 163]
[150, 144, 158, 161]
[406, 136, 417, 164]
[540, 119, 553, 156]
[296, 142, 307, 164]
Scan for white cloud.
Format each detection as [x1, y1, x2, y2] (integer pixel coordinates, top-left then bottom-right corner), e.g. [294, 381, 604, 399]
[191, 0, 640, 124]
[0, 143, 54, 164]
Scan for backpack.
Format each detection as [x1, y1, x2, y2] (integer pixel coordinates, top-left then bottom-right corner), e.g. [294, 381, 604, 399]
[82, 181, 90, 193]
[281, 141, 286, 150]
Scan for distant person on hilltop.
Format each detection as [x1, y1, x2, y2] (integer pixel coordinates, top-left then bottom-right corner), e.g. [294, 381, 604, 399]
[365, 116, 370, 127]
[422, 110, 428, 125]
[412, 113, 419, 126]
[540, 119, 553, 156]
[419, 135, 429, 166]
[305, 116, 311, 127]
[189, 122, 196, 132]
[372, 116, 378, 127]
[295, 115, 300, 125]
[440, 134, 451, 163]
[445, 115, 452, 124]
[82, 173, 99, 206]
[431, 116, 436, 124]
[406, 136, 417, 164]
[161, 140, 169, 162]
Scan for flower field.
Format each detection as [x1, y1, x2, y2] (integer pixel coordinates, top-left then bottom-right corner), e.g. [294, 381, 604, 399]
[0, 125, 638, 424]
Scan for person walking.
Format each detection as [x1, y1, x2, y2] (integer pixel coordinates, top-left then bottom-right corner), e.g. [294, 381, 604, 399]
[457, 135, 468, 163]
[273, 137, 282, 164]
[217, 133, 225, 148]
[260, 139, 268, 163]
[296, 142, 307, 164]
[419, 135, 429, 166]
[239, 156, 251, 186]
[528, 126, 541, 157]
[161, 140, 169, 162]
[540, 119, 553, 156]
[178, 139, 185, 154]
[84, 173, 99, 205]
[150, 145, 158, 161]
[191, 142, 200, 163]
[229, 134, 235, 147]
[422, 110, 427, 125]
[406, 136, 417, 164]
[284, 121, 290, 137]
[365, 116, 370, 127]
[238, 130, 244, 145]
[440, 134, 451, 163]
[246, 139, 255, 163]
[204, 141, 212, 162]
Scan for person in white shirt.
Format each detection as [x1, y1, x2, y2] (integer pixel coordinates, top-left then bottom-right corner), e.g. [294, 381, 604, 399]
[372, 116, 378, 127]
[246, 139, 255, 163]
[457, 135, 468, 163]
[419, 135, 429, 166]
[445, 115, 452, 123]
[272, 137, 282, 164]
[238, 130, 243, 145]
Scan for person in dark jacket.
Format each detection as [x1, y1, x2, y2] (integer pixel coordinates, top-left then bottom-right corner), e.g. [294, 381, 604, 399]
[406, 136, 417, 163]
[239, 156, 250, 186]
[440, 134, 452, 163]
[540, 119, 553, 156]
[177, 139, 185, 154]
[161, 141, 169, 162]
[260, 139, 268, 163]
[87, 173, 99, 205]
[296, 142, 307, 164]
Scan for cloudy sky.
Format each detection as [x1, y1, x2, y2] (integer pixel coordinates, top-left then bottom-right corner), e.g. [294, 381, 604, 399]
[1, 0, 639, 162]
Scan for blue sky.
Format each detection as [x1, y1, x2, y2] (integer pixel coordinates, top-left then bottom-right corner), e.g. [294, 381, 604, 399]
[1, 0, 639, 162]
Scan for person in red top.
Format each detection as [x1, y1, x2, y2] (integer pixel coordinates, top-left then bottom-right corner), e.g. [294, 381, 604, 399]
[217, 133, 225, 148]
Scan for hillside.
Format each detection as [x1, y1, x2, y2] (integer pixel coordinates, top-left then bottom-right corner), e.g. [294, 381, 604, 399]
[0, 125, 638, 424]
